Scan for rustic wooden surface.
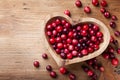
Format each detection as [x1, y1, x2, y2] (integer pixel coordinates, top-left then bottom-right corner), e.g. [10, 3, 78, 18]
[0, 0, 120, 80]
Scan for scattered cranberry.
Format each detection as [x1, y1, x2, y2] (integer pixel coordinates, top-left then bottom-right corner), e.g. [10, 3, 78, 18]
[99, 66, 105, 72]
[75, 0, 82, 7]
[64, 10, 71, 17]
[60, 53, 67, 59]
[111, 58, 119, 66]
[87, 70, 94, 77]
[104, 11, 111, 18]
[46, 65, 52, 71]
[100, 8, 106, 13]
[112, 15, 117, 20]
[92, 0, 99, 6]
[114, 31, 120, 37]
[69, 73, 76, 80]
[84, 6, 91, 13]
[109, 21, 116, 28]
[117, 48, 120, 54]
[33, 61, 40, 68]
[50, 71, 57, 78]
[42, 53, 48, 59]
[59, 67, 68, 74]
[101, 0, 107, 7]
[102, 52, 110, 59]
[109, 52, 115, 59]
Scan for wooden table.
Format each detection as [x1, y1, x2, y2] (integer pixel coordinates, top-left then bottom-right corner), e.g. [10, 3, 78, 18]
[0, 0, 120, 80]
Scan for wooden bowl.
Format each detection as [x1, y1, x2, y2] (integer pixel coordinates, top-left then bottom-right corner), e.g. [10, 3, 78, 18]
[44, 13, 110, 66]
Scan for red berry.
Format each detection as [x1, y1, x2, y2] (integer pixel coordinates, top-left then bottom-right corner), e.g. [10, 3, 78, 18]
[110, 21, 116, 28]
[64, 10, 71, 16]
[59, 67, 68, 74]
[61, 34, 67, 40]
[49, 38, 55, 44]
[114, 31, 120, 37]
[96, 32, 103, 37]
[75, 0, 82, 7]
[67, 53, 73, 59]
[57, 43, 63, 49]
[52, 22, 57, 27]
[50, 71, 57, 78]
[69, 73, 76, 80]
[72, 39, 78, 45]
[102, 53, 109, 59]
[101, 0, 107, 7]
[33, 61, 40, 68]
[87, 70, 94, 77]
[99, 66, 104, 72]
[93, 25, 99, 31]
[68, 31, 74, 38]
[117, 48, 120, 54]
[84, 6, 91, 13]
[81, 30, 87, 36]
[81, 49, 88, 56]
[56, 37, 62, 43]
[72, 50, 78, 57]
[55, 19, 61, 25]
[42, 53, 48, 59]
[83, 24, 89, 30]
[46, 24, 53, 31]
[94, 44, 99, 50]
[68, 45, 74, 51]
[92, 0, 99, 6]
[112, 15, 117, 20]
[100, 8, 106, 13]
[111, 58, 119, 66]
[104, 11, 111, 18]
[56, 25, 63, 32]
[46, 65, 52, 71]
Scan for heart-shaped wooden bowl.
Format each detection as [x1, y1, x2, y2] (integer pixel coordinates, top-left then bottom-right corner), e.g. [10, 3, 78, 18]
[44, 13, 110, 66]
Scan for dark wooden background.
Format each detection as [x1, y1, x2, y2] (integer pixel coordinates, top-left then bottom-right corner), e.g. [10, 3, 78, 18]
[0, 0, 120, 80]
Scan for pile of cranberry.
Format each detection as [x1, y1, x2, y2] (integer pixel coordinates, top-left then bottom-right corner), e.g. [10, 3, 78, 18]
[46, 19, 103, 59]
[33, 0, 120, 80]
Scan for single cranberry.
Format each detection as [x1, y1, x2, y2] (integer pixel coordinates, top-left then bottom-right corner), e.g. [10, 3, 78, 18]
[64, 10, 71, 16]
[76, 25, 82, 31]
[91, 74, 97, 80]
[78, 53, 83, 57]
[91, 36, 97, 42]
[67, 38, 72, 44]
[111, 58, 119, 66]
[61, 34, 67, 40]
[52, 44, 57, 49]
[62, 20, 66, 25]
[60, 53, 67, 59]
[56, 37, 61, 43]
[93, 25, 99, 31]
[81, 30, 87, 36]
[67, 53, 73, 59]
[75, 0, 82, 7]
[56, 25, 63, 32]
[117, 48, 120, 54]
[63, 28, 68, 34]
[72, 50, 78, 57]
[96, 32, 103, 37]
[102, 53, 110, 59]
[110, 36, 114, 43]
[52, 30, 57, 36]
[104, 11, 111, 18]
[68, 31, 74, 38]
[55, 49, 61, 54]
[50, 71, 57, 78]
[109, 21, 116, 28]
[109, 52, 115, 59]
[114, 31, 120, 37]
[88, 23, 94, 27]
[101, 0, 107, 7]
[42, 53, 48, 59]
[84, 6, 91, 13]
[88, 47, 94, 53]
[112, 15, 117, 20]
[65, 22, 71, 29]
[89, 30, 95, 36]
[81, 49, 88, 56]
[108, 46, 114, 53]
[49, 38, 55, 44]
[55, 19, 61, 25]
[64, 48, 69, 54]
[46, 24, 53, 31]
[92, 0, 99, 6]
[59, 67, 68, 74]
[100, 8, 106, 13]
[98, 37, 103, 42]
[99, 66, 104, 72]
[72, 39, 78, 45]
[83, 24, 89, 30]
[86, 60, 93, 65]
[33, 61, 40, 68]
[69, 73, 76, 80]
[52, 22, 57, 27]
[46, 65, 52, 71]
[57, 43, 63, 49]
[87, 70, 94, 77]
[46, 31, 52, 36]
[94, 44, 99, 50]
[68, 45, 74, 51]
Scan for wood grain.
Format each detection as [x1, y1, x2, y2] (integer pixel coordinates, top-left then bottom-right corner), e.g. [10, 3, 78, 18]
[0, 0, 119, 80]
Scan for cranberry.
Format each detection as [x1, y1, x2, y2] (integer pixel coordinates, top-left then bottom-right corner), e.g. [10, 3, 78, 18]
[68, 45, 74, 51]
[72, 50, 78, 57]
[67, 38, 72, 44]
[117, 48, 120, 54]
[92, 0, 99, 6]
[76, 25, 82, 31]
[33, 61, 40, 68]
[55, 49, 61, 54]
[64, 48, 69, 54]
[87, 70, 94, 77]
[46, 31, 52, 36]
[111, 58, 119, 66]
[69, 73, 76, 80]
[108, 46, 114, 53]
[114, 31, 120, 37]
[99, 66, 104, 72]
[60, 53, 67, 59]
[59, 67, 68, 74]
[101, 0, 107, 7]
[89, 30, 95, 36]
[112, 15, 117, 20]
[109, 52, 115, 59]
[61, 34, 67, 40]
[67, 53, 73, 59]
[75, 0, 82, 7]
[64, 10, 71, 16]
[91, 36, 97, 42]
[52, 22, 57, 27]
[56, 25, 63, 32]
[84, 6, 91, 13]
[78, 53, 83, 57]
[88, 47, 94, 53]
[72, 39, 78, 45]
[42, 53, 48, 59]
[46, 24, 53, 31]
[110, 36, 114, 43]
[96, 32, 103, 37]
[104, 11, 111, 18]
[68, 31, 74, 38]
[81, 49, 88, 56]
[50, 71, 57, 78]
[94, 44, 99, 50]
[109, 21, 116, 28]
[100, 8, 106, 13]
[93, 25, 99, 31]
[62, 20, 66, 25]
[46, 65, 52, 71]
[86, 60, 93, 66]
[55, 19, 61, 25]
[56, 37, 62, 43]
[49, 38, 55, 44]
[57, 43, 63, 49]
[83, 24, 89, 30]
[81, 30, 87, 36]
[65, 22, 71, 29]
[102, 53, 110, 59]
